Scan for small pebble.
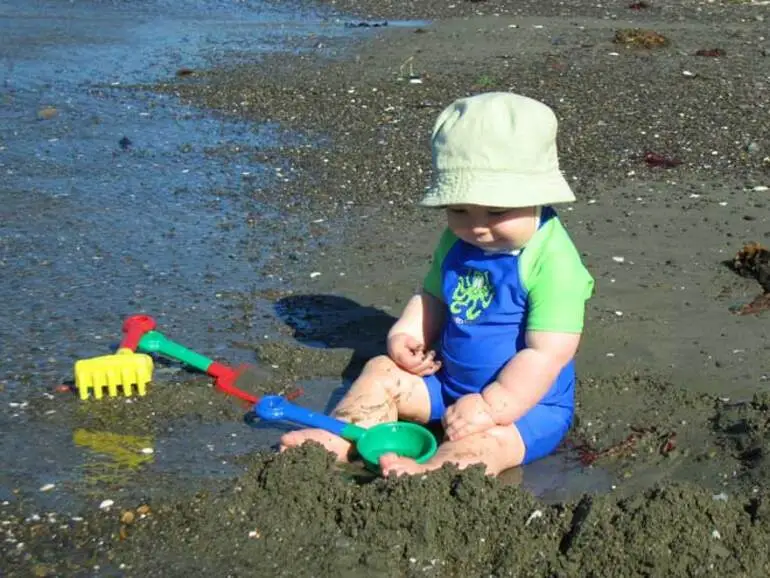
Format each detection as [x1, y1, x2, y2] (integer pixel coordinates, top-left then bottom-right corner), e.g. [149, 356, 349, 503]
[136, 505, 151, 516]
[37, 107, 58, 120]
[525, 510, 543, 525]
[99, 499, 114, 510]
[39, 484, 55, 492]
[140, 447, 154, 455]
[612, 256, 625, 263]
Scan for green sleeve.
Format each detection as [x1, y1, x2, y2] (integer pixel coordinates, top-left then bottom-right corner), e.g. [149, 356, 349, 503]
[423, 228, 459, 301]
[519, 218, 594, 333]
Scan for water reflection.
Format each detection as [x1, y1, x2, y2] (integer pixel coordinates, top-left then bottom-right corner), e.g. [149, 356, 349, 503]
[73, 429, 154, 486]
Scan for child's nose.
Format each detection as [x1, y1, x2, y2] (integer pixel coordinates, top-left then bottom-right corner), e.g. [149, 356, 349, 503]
[470, 222, 489, 235]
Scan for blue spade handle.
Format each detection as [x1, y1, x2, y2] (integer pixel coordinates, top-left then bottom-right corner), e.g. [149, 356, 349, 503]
[255, 395, 366, 441]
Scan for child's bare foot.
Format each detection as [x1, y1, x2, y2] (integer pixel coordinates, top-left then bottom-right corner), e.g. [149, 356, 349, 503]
[280, 429, 353, 462]
[379, 452, 432, 477]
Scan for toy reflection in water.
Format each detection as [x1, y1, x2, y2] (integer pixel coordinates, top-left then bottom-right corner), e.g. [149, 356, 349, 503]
[73, 429, 154, 486]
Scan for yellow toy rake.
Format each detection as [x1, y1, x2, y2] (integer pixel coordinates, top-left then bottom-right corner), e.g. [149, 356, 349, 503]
[74, 315, 156, 400]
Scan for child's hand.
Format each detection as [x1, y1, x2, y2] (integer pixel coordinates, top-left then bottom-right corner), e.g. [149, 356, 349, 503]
[443, 393, 496, 441]
[387, 332, 442, 377]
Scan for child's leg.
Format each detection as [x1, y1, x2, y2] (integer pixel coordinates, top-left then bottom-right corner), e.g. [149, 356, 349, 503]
[280, 355, 432, 461]
[380, 403, 572, 476]
[380, 426, 526, 477]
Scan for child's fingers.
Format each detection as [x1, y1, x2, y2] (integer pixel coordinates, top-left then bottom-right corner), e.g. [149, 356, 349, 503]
[444, 406, 493, 441]
[410, 354, 440, 376]
[447, 421, 486, 441]
[446, 425, 468, 442]
[415, 360, 442, 377]
[445, 415, 469, 439]
[418, 349, 436, 364]
[412, 351, 441, 376]
[417, 364, 441, 377]
[393, 349, 423, 371]
[441, 412, 455, 434]
[403, 335, 426, 354]
[443, 411, 465, 440]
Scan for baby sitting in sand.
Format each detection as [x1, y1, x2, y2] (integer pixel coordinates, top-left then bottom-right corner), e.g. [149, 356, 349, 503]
[281, 92, 594, 477]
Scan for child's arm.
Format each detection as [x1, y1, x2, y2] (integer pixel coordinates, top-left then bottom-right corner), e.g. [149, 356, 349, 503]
[387, 291, 445, 347]
[481, 217, 592, 423]
[386, 291, 446, 376]
[481, 330, 581, 424]
[388, 227, 453, 376]
[392, 226, 454, 346]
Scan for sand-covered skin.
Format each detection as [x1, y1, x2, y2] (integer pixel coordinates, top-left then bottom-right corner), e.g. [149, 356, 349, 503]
[4, 0, 770, 576]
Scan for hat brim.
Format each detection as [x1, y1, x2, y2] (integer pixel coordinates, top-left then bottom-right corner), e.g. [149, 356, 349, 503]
[419, 169, 576, 208]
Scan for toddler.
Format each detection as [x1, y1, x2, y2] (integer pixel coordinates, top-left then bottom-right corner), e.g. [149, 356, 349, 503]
[281, 92, 594, 476]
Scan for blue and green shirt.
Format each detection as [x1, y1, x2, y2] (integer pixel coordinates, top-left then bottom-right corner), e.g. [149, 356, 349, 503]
[423, 206, 594, 409]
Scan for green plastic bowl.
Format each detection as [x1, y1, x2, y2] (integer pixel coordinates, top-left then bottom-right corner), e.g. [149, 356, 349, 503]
[355, 421, 438, 473]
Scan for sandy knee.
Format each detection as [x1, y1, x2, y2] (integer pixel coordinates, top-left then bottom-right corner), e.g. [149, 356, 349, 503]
[363, 355, 423, 394]
[362, 354, 399, 374]
[361, 355, 405, 395]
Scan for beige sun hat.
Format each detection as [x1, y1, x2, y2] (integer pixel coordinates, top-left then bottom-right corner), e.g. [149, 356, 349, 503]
[419, 92, 576, 208]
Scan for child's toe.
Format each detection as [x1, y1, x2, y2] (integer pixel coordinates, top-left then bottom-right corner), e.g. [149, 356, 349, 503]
[378, 452, 400, 468]
[380, 454, 425, 477]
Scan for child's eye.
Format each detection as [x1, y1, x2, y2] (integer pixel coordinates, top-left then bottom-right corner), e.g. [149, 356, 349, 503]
[447, 208, 467, 215]
[487, 209, 510, 216]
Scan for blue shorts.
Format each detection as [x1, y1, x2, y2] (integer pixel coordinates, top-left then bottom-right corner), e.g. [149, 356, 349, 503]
[424, 373, 573, 465]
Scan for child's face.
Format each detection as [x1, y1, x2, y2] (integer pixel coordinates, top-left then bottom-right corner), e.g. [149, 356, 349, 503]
[446, 204, 538, 251]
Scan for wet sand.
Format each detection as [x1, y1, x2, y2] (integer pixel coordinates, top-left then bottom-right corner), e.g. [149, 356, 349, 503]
[3, 0, 770, 576]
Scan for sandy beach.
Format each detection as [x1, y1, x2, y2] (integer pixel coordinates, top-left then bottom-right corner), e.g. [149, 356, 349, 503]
[3, 0, 770, 575]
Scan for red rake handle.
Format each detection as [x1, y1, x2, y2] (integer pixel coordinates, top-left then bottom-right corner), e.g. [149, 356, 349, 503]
[209, 362, 257, 404]
[119, 315, 157, 351]
[208, 362, 303, 405]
